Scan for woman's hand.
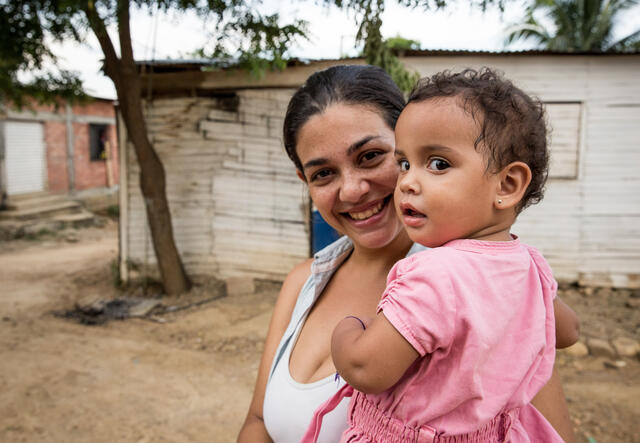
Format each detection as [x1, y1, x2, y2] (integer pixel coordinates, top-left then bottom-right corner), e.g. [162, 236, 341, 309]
[553, 297, 580, 349]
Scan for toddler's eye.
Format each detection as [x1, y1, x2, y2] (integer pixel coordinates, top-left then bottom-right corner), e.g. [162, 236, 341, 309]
[427, 158, 450, 171]
[398, 159, 410, 172]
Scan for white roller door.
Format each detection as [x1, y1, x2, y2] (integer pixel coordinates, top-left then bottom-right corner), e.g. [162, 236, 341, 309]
[4, 121, 46, 195]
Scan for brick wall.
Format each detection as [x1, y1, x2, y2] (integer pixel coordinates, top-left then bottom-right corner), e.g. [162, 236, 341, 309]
[32, 99, 120, 192]
[71, 120, 119, 190]
[44, 121, 69, 192]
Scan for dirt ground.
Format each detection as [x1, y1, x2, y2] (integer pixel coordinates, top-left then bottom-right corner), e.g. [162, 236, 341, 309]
[0, 222, 638, 443]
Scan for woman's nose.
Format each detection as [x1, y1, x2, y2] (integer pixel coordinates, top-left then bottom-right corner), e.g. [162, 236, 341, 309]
[339, 171, 369, 202]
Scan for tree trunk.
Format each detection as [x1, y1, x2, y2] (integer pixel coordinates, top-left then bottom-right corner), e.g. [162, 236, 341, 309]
[85, 0, 191, 295]
[116, 68, 192, 295]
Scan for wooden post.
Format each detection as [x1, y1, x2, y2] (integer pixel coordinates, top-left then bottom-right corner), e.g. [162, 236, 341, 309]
[65, 103, 75, 192]
[104, 140, 114, 187]
[116, 107, 129, 284]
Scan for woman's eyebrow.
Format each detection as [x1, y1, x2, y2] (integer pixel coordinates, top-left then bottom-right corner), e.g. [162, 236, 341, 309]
[303, 157, 328, 170]
[302, 135, 381, 170]
[346, 135, 379, 156]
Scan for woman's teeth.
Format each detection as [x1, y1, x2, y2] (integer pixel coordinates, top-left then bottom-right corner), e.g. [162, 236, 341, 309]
[348, 201, 384, 220]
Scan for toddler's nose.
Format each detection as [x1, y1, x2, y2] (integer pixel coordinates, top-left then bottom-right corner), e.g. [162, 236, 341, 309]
[397, 172, 419, 194]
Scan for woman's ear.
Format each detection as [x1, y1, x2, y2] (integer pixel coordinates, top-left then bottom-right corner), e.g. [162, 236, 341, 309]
[296, 169, 307, 183]
[494, 161, 532, 210]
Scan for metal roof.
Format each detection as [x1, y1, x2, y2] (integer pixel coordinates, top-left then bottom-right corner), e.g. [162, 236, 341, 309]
[134, 49, 640, 73]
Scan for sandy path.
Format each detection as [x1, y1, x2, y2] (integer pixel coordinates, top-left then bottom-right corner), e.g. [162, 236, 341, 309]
[0, 226, 272, 442]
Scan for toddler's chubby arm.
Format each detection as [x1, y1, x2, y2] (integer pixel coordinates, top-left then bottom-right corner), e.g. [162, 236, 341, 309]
[553, 297, 580, 348]
[332, 313, 419, 394]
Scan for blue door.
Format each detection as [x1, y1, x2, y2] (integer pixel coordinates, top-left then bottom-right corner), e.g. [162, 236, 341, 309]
[311, 209, 340, 254]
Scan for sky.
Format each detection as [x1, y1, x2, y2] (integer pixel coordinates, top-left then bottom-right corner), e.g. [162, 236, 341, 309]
[46, 0, 640, 99]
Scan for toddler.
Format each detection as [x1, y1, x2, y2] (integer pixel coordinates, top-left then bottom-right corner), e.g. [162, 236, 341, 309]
[302, 68, 574, 442]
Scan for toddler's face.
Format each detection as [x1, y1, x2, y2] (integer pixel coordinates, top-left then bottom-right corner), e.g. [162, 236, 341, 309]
[393, 98, 504, 247]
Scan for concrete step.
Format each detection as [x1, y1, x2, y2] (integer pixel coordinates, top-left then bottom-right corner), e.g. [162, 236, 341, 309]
[5, 193, 72, 211]
[0, 200, 83, 221]
[51, 211, 96, 228]
[5, 191, 50, 202]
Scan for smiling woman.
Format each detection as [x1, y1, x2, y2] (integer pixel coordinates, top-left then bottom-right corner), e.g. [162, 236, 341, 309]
[295, 103, 403, 250]
[237, 65, 577, 443]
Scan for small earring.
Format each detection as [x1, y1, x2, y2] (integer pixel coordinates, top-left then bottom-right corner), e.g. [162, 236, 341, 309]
[497, 199, 503, 204]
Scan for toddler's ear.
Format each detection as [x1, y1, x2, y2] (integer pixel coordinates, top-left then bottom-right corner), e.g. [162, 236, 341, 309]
[494, 162, 532, 210]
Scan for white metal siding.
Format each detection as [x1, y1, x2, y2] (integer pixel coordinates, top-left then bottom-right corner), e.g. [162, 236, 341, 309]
[546, 103, 581, 179]
[579, 104, 640, 287]
[4, 121, 45, 195]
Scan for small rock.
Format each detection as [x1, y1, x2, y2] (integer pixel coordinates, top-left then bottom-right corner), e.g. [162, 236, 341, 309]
[75, 294, 106, 314]
[603, 359, 627, 369]
[564, 341, 589, 357]
[65, 232, 79, 243]
[611, 336, 640, 357]
[587, 337, 616, 358]
[582, 286, 594, 296]
[128, 299, 161, 317]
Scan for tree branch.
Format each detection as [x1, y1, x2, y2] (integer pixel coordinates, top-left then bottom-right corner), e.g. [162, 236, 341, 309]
[82, 1, 121, 89]
[117, 0, 134, 64]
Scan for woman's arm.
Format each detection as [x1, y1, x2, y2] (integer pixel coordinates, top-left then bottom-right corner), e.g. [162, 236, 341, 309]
[531, 366, 576, 443]
[554, 297, 580, 349]
[331, 313, 419, 394]
[237, 259, 313, 443]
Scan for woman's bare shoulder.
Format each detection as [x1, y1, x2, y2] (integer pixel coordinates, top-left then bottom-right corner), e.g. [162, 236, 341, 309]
[276, 258, 313, 312]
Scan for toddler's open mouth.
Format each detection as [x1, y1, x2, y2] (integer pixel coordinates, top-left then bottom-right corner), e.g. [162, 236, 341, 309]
[401, 203, 426, 218]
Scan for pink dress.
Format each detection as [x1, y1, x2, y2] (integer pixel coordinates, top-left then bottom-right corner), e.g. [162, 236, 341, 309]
[303, 237, 562, 443]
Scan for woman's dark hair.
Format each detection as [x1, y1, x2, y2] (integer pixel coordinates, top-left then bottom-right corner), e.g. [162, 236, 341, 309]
[408, 67, 549, 212]
[283, 65, 405, 173]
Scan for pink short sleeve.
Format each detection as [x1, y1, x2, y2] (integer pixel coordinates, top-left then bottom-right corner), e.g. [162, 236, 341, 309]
[377, 252, 457, 356]
[525, 245, 558, 299]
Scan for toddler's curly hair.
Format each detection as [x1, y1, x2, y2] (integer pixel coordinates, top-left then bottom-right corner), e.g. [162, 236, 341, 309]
[408, 67, 549, 212]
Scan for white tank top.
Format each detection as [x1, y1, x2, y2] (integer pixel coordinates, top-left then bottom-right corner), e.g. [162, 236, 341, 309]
[263, 317, 349, 443]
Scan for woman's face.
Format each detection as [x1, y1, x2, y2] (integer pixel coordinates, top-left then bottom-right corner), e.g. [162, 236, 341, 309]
[295, 103, 404, 250]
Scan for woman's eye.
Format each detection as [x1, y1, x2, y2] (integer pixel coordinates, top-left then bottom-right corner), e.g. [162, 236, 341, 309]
[360, 150, 382, 164]
[398, 159, 410, 172]
[427, 158, 450, 171]
[310, 169, 333, 182]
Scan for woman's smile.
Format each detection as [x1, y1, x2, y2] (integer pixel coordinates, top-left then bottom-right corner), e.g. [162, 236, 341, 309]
[342, 195, 392, 222]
